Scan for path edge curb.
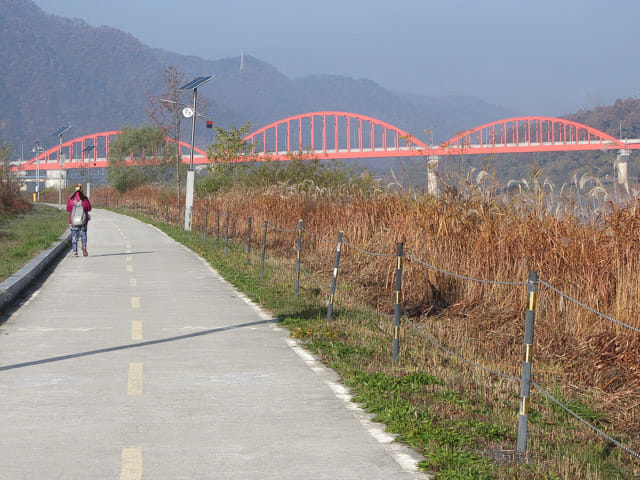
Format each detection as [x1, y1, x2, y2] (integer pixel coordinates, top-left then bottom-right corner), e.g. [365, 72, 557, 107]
[0, 230, 71, 312]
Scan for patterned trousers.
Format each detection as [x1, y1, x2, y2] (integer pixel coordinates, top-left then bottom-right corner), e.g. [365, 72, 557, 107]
[70, 225, 88, 253]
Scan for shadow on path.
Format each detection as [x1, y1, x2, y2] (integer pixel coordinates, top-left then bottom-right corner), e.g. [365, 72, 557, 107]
[1, 318, 279, 371]
[87, 251, 156, 258]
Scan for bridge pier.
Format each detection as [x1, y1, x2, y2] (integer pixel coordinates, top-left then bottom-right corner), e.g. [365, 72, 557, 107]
[427, 155, 440, 197]
[615, 149, 630, 197]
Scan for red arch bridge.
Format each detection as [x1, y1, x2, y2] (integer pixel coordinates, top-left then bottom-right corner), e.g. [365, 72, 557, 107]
[16, 112, 640, 173]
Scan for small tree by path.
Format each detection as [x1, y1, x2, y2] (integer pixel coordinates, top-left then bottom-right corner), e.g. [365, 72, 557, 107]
[0, 140, 29, 215]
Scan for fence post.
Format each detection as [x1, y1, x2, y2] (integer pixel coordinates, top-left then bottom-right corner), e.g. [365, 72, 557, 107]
[247, 216, 252, 265]
[192, 206, 196, 231]
[392, 242, 404, 362]
[295, 219, 303, 296]
[224, 210, 230, 257]
[326, 231, 344, 323]
[260, 221, 268, 277]
[216, 209, 220, 249]
[203, 204, 209, 243]
[517, 270, 539, 453]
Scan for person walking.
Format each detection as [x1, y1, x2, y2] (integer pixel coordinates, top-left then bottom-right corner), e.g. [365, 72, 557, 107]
[66, 184, 92, 257]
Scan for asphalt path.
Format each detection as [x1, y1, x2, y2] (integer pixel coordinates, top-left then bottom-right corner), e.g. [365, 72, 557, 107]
[0, 208, 429, 479]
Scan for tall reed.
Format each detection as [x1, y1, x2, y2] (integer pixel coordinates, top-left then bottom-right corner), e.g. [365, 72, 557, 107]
[93, 179, 640, 441]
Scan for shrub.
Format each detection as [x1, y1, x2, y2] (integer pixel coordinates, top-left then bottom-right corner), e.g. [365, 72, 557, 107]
[0, 140, 30, 215]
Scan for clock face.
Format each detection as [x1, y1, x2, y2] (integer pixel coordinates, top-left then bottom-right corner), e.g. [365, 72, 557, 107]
[182, 107, 194, 118]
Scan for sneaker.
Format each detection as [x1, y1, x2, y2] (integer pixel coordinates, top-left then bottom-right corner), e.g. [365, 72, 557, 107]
[73, 251, 78, 257]
[82, 247, 88, 257]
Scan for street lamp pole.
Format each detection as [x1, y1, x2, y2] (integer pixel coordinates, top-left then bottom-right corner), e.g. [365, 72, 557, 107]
[54, 125, 71, 206]
[82, 144, 95, 197]
[177, 75, 213, 231]
[33, 141, 43, 202]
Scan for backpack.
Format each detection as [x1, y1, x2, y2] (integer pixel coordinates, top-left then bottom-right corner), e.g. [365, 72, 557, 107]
[71, 200, 86, 226]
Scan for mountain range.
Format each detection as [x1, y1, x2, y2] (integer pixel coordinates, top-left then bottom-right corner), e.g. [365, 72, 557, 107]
[0, 0, 519, 159]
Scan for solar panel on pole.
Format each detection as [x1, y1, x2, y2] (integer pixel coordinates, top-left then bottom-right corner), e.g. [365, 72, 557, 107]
[53, 125, 71, 206]
[177, 75, 214, 92]
[53, 125, 72, 137]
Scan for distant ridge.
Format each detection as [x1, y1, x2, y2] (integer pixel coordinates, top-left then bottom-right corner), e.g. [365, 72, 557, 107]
[1, 0, 517, 156]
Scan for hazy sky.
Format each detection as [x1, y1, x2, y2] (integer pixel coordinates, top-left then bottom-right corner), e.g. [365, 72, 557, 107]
[33, 0, 640, 115]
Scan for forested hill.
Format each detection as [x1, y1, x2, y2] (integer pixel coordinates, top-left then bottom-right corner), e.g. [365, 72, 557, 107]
[0, 0, 518, 156]
[2, 0, 638, 176]
[565, 98, 640, 139]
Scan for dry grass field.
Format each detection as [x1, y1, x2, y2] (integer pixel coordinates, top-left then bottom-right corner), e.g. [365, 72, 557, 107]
[93, 175, 640, 477]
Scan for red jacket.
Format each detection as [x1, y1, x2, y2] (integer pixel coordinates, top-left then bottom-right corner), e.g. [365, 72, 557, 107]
[66, 192, 92, 225]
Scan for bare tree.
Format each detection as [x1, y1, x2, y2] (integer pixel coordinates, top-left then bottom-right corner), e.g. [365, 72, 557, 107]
[145, 66, 189, 209]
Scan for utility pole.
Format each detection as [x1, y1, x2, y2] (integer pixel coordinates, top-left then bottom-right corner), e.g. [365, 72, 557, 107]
[54, 125, 71, 206]
[32, 141, 44, 201]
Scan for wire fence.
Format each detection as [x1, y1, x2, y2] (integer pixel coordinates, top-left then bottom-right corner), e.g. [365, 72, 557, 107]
[119, 199, 640, 462]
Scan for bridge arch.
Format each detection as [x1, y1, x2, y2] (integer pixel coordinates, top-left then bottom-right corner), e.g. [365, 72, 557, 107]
[437, 116, 626, 155]
[242, 111, 429, 160]
[17, 115, 634, 170]
[19, 131, 208, 171]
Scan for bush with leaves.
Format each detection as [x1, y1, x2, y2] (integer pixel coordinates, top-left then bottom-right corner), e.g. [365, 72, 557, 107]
[106, 126, 175, 193]
[198, 124, 378, 196]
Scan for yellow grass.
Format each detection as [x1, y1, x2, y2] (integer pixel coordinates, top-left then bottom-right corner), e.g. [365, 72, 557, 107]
[94, 182, 640, 448]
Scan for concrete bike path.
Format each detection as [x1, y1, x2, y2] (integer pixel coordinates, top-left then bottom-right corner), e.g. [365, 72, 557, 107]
[0, 208, 428, 479]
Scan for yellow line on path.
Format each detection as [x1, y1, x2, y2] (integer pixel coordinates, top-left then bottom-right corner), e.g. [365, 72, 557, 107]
[120, 446, 142, 480]
[127, 362, 143, 396]
[129, 278, 137, 287]
[131, 321, 143, 340]
[126, 265, 134, 273]
[126, 255, 133, 262]
[131, 297, 140, 309]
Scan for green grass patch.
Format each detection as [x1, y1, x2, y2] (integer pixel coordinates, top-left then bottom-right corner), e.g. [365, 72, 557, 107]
[0, 204, 68, 282]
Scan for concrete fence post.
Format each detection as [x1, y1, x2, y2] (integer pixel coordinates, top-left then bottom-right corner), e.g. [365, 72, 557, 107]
[224, 210, 229, 257]
[260, 221, 268, 277]
[216, 209, 220, 249]
[392, 242, 404, 362]
[517, 270, 539, 452]
[247, 216, 252, 265]
[295, 219, 303, 296]
[203, 204, 209, 243]
[326, 231, 344, 323]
